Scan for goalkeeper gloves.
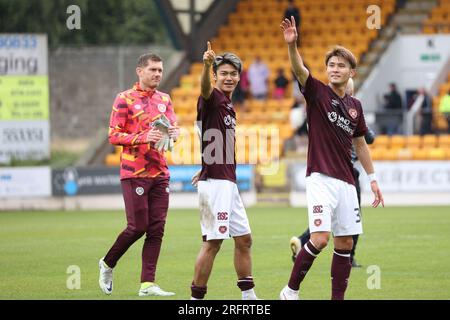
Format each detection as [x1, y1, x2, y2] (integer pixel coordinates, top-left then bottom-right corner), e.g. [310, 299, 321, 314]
[151, 114, 174, 152]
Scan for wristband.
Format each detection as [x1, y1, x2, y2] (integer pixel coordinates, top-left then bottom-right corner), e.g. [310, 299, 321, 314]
[368, 173, 377, 182]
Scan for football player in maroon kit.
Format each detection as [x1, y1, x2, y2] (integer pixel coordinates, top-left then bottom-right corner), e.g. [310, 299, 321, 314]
[279, 17, 384, 300]
[190, 42, 259, 300]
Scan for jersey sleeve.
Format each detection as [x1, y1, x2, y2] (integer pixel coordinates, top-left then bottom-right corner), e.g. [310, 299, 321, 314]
[353, 101, 368, 138]
[108, 93, 148, 146]
[298, 73, 325, 107]
[165, 95, 178, 126]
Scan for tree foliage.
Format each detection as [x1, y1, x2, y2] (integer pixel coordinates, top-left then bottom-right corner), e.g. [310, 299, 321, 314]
[0, 0, 168, 48]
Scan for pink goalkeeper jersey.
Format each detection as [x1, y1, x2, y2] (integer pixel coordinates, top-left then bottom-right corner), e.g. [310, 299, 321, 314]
[108, 83, 177, 180]
[300, 74, 368, 186]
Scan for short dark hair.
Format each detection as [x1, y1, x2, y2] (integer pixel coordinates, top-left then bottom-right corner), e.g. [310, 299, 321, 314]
[325, 46, 357, 69]
[213, 52, 242, 74]
[137, 53, 162, 68]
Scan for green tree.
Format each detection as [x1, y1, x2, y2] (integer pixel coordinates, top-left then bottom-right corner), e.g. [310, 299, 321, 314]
[0, 0, 168, 48]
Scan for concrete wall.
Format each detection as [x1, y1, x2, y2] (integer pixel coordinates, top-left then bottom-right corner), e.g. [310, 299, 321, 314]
[49, 45, 182, 144]
[357, 34, 450, 119]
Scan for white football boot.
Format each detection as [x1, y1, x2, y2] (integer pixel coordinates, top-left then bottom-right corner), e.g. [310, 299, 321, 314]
[98, 257, 113, 295]
[138, 282, 175, 297]
[279, 285, 299, 300]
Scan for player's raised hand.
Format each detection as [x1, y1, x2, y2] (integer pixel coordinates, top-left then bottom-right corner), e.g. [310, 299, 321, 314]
[203, 41, 215, 67]
[146, 127, 163, 143]
[280, 16, 298, 45]
[370, 181, 385, 208]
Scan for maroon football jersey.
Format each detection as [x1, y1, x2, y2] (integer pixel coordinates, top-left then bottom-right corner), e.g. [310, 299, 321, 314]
[196, 88, 236, 183]
[300, 74, 368, 185]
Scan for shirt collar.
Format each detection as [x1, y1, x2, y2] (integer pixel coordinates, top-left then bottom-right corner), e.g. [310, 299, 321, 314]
[133, 82, 156, 97]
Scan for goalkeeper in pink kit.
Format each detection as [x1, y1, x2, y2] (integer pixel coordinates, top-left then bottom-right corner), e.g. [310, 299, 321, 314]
[98, 53, 179, 297]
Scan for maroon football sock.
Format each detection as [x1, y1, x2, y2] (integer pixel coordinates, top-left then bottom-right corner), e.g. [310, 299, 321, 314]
[237, 276, 255, 291]
[288, 240, 321, 290]
[331, 249, 352, 300]
[191, 281, 207, 299]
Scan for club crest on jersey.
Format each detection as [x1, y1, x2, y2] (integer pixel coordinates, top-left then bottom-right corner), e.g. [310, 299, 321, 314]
[331, 99, 339, 107]
[328, 111, 338, 123]
[157, 103, 166, 113]
[136, 187, 144, 196]
[314, 219, 322, 227]
[219, 226, 228, 234]
[349, 108, 358, 119]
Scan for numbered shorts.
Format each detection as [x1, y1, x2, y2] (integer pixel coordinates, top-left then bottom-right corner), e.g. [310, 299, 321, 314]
[197, 179, 251, 241]
[306, 172, 362, 236]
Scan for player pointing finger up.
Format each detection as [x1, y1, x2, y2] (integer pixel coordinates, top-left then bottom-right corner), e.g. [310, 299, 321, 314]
[203, 41, 215, 67]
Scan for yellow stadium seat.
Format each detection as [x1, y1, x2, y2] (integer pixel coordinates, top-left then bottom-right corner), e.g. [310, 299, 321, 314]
[105, 153, 120, 166]
[412, 148, 429, 160]
[390, 135, 406, 149]
[372, 135, 390, 148]
[397, 148, 414, 160]
[405, 135, 422, 148]
[428, 147, 446, 160]
[422, 135, 438, 148]
[437, 135, 450, 148]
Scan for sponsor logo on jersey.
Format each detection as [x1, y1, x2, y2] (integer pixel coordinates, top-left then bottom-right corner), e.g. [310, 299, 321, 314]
[136, 187, 144, 196]
[219, 226, 228, 234]
[157, 103, 166, 113]
[217, 212, 229, 221]
[314, 219, 322, 227]
[313, 205, 323, 214]
[349, 108, 358, 119]
[328, 111, 338, 122]
[328, 112, 355, 135]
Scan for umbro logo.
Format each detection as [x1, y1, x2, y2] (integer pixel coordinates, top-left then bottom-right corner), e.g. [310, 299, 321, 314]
[331, 99, 339, 107]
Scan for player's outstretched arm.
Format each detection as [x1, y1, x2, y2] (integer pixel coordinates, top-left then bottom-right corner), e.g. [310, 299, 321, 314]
[353, 136, 384, 208]
[201, 41, 215, 100]
[280, 16, 309, 86]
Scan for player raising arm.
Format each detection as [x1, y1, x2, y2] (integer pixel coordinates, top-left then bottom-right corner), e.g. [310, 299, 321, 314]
[280, 16, 309, 86]
[279, 16, 383, 301]
[190, 42, 259, 300]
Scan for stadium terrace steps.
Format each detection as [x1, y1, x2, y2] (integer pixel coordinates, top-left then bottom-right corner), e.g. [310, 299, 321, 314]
[394, 0, 439, 34]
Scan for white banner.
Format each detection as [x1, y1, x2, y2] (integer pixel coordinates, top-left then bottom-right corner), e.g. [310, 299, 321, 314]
[0, 167, 51, 198]
[0, 34, 49, 162]
[291, 161, 450, 192]
[0, 121, 50, 162]
[0, 34, 48, 75]
[355, 161, 450, 192]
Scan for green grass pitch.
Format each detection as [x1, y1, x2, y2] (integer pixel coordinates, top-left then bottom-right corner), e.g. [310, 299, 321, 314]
[1, 206, 449, 300]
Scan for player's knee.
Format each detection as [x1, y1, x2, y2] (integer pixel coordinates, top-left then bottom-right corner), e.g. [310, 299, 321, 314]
[335, 237, 353, 250]
[235, 235, 252, 250]
[125, 226, 146, 238]
[310, 234, 329, 250]
[205, 241, 222, 255]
